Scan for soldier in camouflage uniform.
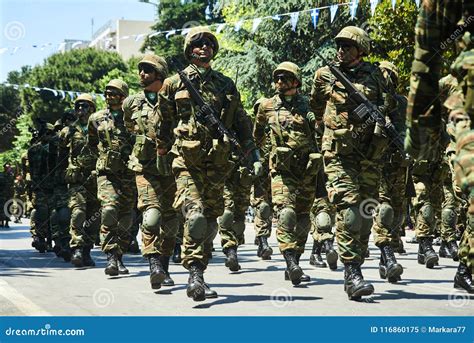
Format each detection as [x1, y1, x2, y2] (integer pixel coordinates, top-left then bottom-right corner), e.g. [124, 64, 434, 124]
[406, 0, 473, 293]
[123, 55, 179, 289]
[158, 27, 261, 301]
[254, 61, 320, 285]
[371, 61, 407, 283]
[58, 94, 100, 268]
[12, 174, 26, 223]
[0, 163, 14, 228]
[310, 26, 396, 300]
[28, 123, 55, 252]
[218, 113, 260, 272]
[83, 79, 136, 276]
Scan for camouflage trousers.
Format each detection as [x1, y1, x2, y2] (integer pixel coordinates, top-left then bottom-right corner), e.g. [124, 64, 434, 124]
[50, 184, 71, 242]
[97, 172, 136, 254]
[173, 155, 229, 270]
[250, 173, 272, 238]
[272, 170, 316, 255]
[412, 160, 455, 239]
[372, 160, 407, 248]
[136, 170, 178, 257]
[68, 180, 100, 249]
[219, 166, 252, 249]
[310, 196, 335, 242]
[30, 189, 54, 239]
[325, 152, 381, 264]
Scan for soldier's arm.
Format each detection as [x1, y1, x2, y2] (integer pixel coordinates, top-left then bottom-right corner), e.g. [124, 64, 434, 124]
[57, 127, 70, 172]
[122, 96, 135, 134]
[87, 113, 99, 152]
[157, 77, 178, 151]
[310, 67, 331, 128]
[253, 100, 268, 150]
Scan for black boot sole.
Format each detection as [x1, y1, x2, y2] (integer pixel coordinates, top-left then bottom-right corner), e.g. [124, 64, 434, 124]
[348, 284, 374, 300]
[187, 285, 206, 301]
[150, 271, 166, 289]
[309, 255, 327, 268]
[418, 253, 439, 268]
[288, 267, 303, 285]
[386, 263, 403, 280]
[118, 268, 129, 275]
[326, 250, 338, 270]
[225, 258, 241, 272]
[162, 276, 175, 286]
[71, 258, 83, 268]
[454, 277, 474, 293]
[105, 267, 119, 276]
[260, 247, 273, 260]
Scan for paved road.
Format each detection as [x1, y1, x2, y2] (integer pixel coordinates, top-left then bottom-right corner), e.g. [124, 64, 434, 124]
[0, 220, 472, 316]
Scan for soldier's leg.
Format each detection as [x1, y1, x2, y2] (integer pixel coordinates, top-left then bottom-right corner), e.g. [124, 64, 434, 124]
[68, 185, 88, 267]
[251, 179, 273, 259]
[440, 167, 459, 260]
[30, 191, 48, 252]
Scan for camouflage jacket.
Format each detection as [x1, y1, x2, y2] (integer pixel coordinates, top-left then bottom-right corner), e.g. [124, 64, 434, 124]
[310, 61, 390, 156]
[27, 141, 54, 191]
[158, 65, 256, 161]
[87, 108, 133, 174]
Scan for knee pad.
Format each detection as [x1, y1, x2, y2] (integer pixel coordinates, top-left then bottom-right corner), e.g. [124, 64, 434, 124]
[278, 207, 297, 232]
[257, 202, 272, 220]
[102, 205, 118, 228]
[441, 208, 457, 228]
[233, 220, 246, 237]
[375, 202, 394, 228]
[142, 207, 162, 232]
[57, 207, 71, 228]
[420, 204, 435, 225]
[187, 212, 207, 241]
[343, 206, 362, 233]
[315, 211, 332, 231]
[219, 209, 234, 230]
[71, 208, 86, 229]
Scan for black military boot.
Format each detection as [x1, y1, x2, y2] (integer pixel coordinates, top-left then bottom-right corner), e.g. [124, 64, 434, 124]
[105, 251, 119, 276]
[418, 237, 439, 269]
[283, 249, 303, 286]
[148, 254, 166, 289]
[439, 240, 451, 258]
[159, 255, 174, 286]
[59, 237, 71, 262]
[454, 262, 474, 293]
[32, 236, 47, 253]
[379, 245, 403, 283]
[204, 283, 218, 299]
[344, 263, 374, 300]
[127, 239, 140, 254]
[52, 239, 62, 257]
[395, 237, 406, 254]
[82, 246, 95, 267]
[447, 240, 459, 261]
[172, 243, 182, 264]
[309, 241, 327, 268]
[295, 254, 310, 282]
[323, 239, 338, 270]
[71, 247, 84, 267]
[224, 246, 241, 272]
[117, 254, 129, 275]
[187, 262, 206, 301]
[406, 235, 418, 244]
[256, 236, 273, 260]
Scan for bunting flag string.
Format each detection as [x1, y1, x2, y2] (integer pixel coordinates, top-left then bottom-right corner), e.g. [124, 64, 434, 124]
[0, 0, 421, 57]
[1, 82, 105, 101]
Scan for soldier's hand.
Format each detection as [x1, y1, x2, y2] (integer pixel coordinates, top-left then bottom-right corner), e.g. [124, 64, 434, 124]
[253, 161, 263, 177]
[157, 148, 167, 156]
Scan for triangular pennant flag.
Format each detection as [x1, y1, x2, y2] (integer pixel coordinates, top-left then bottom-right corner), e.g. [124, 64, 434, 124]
[43, 87, 58, 97]
[3, 83, 11, 87]
[234, 20, 244, 32]
[165, 30, 176, 39]
[330, 5, 338, 23]
[216, 23, 226, 34]
[71, 41, 82, 49]
[148, 32, 160, 38]
[120, 35, 130, 40]
[350, 1, 359, 19]
[181, 28, 190, 36]
[290, 12, 299, 32]
[68, 91, 75, 99]
[415, 0, 420, 7]
[33, 87, 41, 91]
[11, 47, 20, 54]
[58, 90, 65, 99]
[391, 0, 396, 10]
[13, 85, 19, 90]
[310, 9, 320, 29]
[24, 84, 30, 88]
[57, 42, 66, 51]
[135, 34, 145, 42]
[370, 0, 379, 16]
[252, 18, 262, 33]
[272, 15, 281, 21]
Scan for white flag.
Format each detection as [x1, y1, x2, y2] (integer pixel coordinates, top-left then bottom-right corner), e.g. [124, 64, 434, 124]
[252, 18, 262, 33]
[330, 5, 338, 23]
[290, 12, 299, 32]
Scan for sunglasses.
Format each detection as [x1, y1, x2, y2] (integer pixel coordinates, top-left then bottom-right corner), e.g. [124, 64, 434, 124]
[75, 102, 91, 110]
[337, 42, 356, 51]
[273, 74, 294, 83]
[191, 37, 215, 49]
[139, 64, 156, 74]
[104, 90, 122, 97]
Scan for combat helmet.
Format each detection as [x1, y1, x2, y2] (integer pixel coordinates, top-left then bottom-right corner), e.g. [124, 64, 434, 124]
[335, 26, 371, 55]
[74, 93, 96, 111]
[184, 26, 219, 61]
[273, 61, 302, 87]
[138, 54, 169, 79]
[106, 79, 129, 97]
[379, 61, 399, 81]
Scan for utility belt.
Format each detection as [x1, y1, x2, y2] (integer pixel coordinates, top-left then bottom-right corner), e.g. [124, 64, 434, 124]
[271, 146, 322, 177]
[177, 138, 230, 167]
[96, 150, 127, 173]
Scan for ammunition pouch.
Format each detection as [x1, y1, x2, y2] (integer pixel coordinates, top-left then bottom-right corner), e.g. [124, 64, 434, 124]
[132, 134, 155, 161]
[412, 160, 431, 176]
[238, 166, 253, 187]
[272, 147, 293, 172]
[64, 165, 84, 184]
[180, 140, 203, 166]
[207, 139, 230, 166]
[333, 129, 354, 155]
[305, 153, 323, 176]
[96, 150, 125, 173]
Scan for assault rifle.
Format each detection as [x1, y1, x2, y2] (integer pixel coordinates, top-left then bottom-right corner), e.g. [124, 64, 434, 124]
[315, 51, 416, 197]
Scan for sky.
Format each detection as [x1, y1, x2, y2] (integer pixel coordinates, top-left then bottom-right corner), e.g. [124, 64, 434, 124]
[0, 0, 158, 82]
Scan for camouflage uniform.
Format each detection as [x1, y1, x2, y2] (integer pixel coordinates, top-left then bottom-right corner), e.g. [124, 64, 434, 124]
[159, 27, 258, 301]
[58, 94, 100, 267]
[12, 176, 26, 222]
[87, 79, 136, 276]
[310, 26, 395, 299]
[0, 168, 14, 227]
[123, 55, 179, 288]
[254, 62, 320, 285]
[406, 0, 474, 292]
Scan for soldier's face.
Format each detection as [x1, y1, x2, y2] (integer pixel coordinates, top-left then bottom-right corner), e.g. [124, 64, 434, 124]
[139, 64, 161, 88]
[336, 41, 361, 66]
[104, 88, 124, 107]
[190, 37, 215, 63]
[273, 73, 298, 95]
